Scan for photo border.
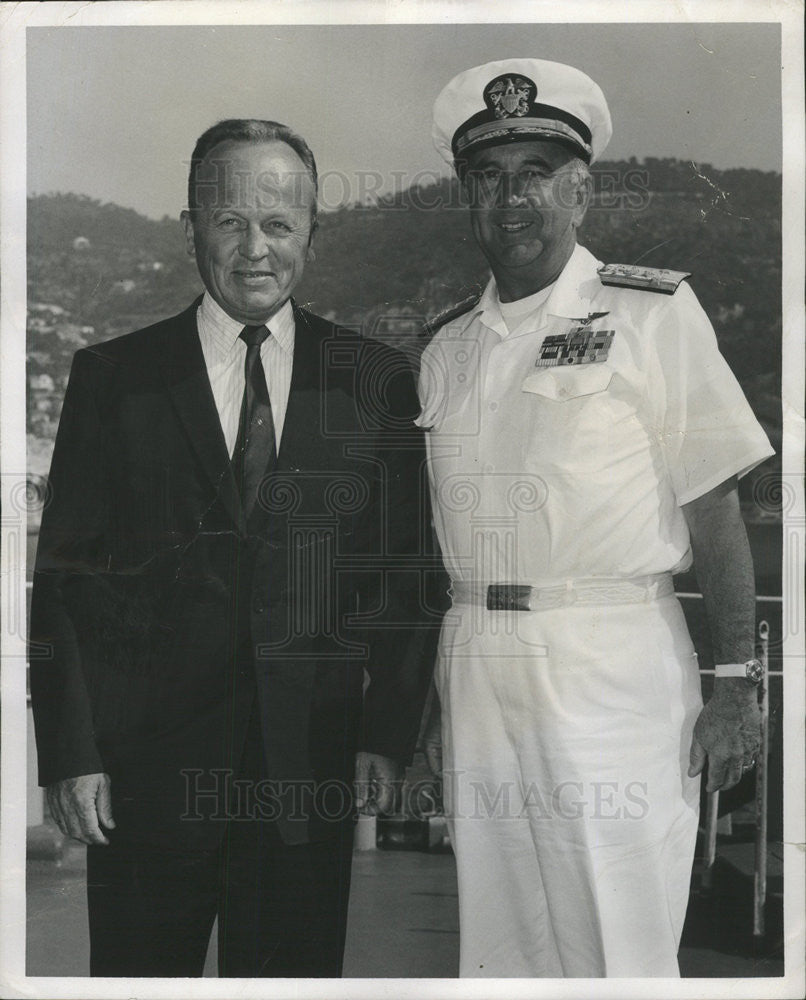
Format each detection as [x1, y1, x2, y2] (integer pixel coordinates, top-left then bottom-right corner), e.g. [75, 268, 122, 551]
[2, 2, 803, 998]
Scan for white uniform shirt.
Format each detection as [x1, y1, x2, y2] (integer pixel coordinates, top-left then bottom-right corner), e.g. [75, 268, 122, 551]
[196, 292, 295, 456]
[418, 244, 773, 585]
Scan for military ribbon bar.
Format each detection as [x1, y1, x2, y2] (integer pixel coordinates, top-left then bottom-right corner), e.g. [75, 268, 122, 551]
[535, 327, 615, 367]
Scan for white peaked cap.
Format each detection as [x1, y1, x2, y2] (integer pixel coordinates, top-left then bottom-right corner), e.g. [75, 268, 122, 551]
[432, 58, 613, 166]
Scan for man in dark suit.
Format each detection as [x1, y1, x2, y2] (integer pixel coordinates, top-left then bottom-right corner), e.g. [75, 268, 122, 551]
[30, 119, 439, 978]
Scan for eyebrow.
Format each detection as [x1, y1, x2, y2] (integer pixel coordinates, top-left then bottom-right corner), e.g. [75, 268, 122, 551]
[209, 207, 296, 218]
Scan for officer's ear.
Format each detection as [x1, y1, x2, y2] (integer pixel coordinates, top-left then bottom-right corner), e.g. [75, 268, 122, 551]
[454, 158, 468, 190]
[571, 167, 593, 230]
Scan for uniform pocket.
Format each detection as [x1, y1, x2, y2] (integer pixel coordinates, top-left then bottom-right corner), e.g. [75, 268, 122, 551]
[521, 364, 614, 400]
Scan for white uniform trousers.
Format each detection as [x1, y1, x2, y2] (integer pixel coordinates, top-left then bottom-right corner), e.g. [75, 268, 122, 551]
[437, 594, 702, 977]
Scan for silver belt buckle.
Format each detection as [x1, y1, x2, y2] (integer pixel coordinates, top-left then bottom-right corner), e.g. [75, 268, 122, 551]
[486, 584, 532, 611]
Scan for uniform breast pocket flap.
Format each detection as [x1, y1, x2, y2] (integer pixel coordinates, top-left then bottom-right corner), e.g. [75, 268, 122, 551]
[521, 364, 613, 401]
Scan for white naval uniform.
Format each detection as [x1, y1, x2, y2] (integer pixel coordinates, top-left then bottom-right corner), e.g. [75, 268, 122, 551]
[417, 244, 774, 978]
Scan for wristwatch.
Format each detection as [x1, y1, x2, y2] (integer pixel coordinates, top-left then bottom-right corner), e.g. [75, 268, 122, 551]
[714, 659, 764, 684]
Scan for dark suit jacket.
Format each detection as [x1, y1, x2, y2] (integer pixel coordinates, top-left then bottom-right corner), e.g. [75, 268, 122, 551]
[30, 299, 443, 848]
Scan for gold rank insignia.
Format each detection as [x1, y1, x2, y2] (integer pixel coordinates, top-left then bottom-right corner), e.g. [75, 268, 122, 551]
[535, 313, 614, 367]
[597, 263, 691, 294]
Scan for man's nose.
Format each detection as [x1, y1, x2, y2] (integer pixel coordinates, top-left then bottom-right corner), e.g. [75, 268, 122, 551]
[240, 224, 270, 260]
[500, 172, 527, 207]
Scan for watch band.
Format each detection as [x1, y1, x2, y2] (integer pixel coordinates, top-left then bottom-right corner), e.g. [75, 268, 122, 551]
[714, 659, 764, 683]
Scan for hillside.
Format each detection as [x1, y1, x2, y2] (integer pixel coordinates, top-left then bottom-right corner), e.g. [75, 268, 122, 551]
[27, 159, 782, 510]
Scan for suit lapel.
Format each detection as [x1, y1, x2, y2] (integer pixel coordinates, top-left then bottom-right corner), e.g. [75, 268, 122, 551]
[275, 303, 328, 472]
[159, 300, 342, 534]
[160, 299, 246, 534]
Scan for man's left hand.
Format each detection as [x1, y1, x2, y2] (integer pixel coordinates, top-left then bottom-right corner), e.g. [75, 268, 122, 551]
[354, 752, 403, 815]
[688, 680, 762, 792]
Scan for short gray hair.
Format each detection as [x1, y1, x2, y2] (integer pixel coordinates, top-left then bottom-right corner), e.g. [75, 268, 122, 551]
[187, 119, 318, 224]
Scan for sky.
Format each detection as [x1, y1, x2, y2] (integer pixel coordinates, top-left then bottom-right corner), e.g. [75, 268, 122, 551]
[26, 20, 782, 220]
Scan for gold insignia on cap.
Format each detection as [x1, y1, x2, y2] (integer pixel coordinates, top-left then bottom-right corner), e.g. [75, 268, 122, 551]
[484, 74, 537, 120]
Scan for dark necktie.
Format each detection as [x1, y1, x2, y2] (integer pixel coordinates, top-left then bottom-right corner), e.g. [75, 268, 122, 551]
[231, 324, 277, 518]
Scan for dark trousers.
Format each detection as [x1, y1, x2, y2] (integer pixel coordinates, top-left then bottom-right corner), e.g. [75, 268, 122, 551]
[86, 707, 355, 977]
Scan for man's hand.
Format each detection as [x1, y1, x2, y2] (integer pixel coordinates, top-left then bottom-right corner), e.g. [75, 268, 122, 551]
[423, 737, 442, 781]
[421, 691, 443, 778]
[682, 478, 762, 793]
[688, 679, 761, 792]
[46, 773, 115, 845]
[354, 752, 403, 816]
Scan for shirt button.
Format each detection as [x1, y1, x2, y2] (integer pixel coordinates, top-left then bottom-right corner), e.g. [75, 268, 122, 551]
[489, 401, 498, 412]
[252, 599, 266, 613]
[457, 373, 467, 383]
[455, 350, 468, 363]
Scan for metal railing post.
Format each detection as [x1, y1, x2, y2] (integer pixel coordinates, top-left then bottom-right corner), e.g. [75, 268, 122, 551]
[753, 620, 770, 936]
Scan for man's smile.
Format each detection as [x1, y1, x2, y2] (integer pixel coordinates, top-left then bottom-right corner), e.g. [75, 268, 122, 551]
[233, 269, 276, 282]
[497, 220, 534, 234]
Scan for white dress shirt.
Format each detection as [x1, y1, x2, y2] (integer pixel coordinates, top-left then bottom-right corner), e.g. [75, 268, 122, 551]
[196, 292, 295, 457]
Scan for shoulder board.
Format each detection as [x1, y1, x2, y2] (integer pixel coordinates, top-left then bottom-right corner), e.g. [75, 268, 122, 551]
[421, 291, 482, 339]
[598, 263, 691, 295]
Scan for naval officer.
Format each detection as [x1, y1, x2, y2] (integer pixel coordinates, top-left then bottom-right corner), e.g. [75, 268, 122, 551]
[418, 59, 774, 977]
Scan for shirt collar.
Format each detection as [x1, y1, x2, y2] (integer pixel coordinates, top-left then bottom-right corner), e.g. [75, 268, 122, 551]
[542, 243, 603, 320]
[198, 292, 296, 358]
[464, 243, 604, 339]
[450, 279, 503, 339]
